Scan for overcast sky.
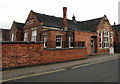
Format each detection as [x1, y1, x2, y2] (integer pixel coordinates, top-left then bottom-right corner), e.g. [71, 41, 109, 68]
[0, 0, 119, 29]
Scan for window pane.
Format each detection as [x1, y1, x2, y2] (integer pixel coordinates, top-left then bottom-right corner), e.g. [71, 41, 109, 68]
[32, 30, 36, 36]
[69, 36, 73, 48]
[70, 42, 74, 47]
[104, 43, 109, 48]
[99, 38, 101, 42]
[56, 35, 62, 48]
[56, 42, 61, 47]
[31, 30, 37, 41]
[45, 42, 47, 46]
[11, 34, 14, 41]
[82, 42, 85, 47]
[100, 43, 102, 48]
[44, 35, 47, 48]
[106, 43, 109, 47]
[99, 32, 102, 37]
[24, 32, 28, 41]
[104, 31, 109, 36]
[104, 37, 109, 42]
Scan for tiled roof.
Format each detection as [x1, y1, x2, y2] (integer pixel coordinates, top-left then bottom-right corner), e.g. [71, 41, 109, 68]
[33, 11, 103, 32]
[67, 17, 103, 32]
[112, 24, 120, 33]
[33, 12, 63, 28]
[14, 21, 25, 29]
[1, 29, 10, 41]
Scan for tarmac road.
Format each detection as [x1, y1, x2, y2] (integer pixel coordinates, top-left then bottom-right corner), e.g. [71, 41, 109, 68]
[5, 58, 118, 82]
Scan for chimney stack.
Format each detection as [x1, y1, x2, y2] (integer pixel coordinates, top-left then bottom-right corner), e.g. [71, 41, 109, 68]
[114, 22, 116, 25]
[63, 7, 68, 31]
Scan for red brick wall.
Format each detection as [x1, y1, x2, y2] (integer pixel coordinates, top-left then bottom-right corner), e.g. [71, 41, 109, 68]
[97, 49, 109, 53]
[42, 48, 87, 63]
[2, 43, 44, 68]
[74, 31, 98, 55]
[2, 42, 87, 69]
[45, 30, 68, 48]
[16, 30, 24, 41]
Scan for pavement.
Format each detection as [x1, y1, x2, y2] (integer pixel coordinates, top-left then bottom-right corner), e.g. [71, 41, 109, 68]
[2, 53, 119, 81]
[8, 58, 118, 82]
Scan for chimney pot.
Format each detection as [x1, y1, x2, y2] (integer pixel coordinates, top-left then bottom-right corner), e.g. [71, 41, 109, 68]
[63, 7, 67, 11]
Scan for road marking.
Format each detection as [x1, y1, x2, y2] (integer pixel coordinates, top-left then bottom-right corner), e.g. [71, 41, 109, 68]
[1, 69, 66, 82]
[1, 57, 118, 82]
[72, 62, 95, 69]
[72, 58, 118, 69]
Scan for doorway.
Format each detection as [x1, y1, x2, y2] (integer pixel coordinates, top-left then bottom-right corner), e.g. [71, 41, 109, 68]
[91, 38, 95, 53]
[91, 36, 97, 54]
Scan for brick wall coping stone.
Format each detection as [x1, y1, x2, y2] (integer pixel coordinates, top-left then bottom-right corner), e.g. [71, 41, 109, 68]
[45, 47, 86, 50]
[0, 41, 44, 44]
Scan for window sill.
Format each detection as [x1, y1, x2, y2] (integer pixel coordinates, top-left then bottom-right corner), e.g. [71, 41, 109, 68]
[100, 47, 110, 49]
[56, 47, 62, 48]
[69, 47, 74, 48]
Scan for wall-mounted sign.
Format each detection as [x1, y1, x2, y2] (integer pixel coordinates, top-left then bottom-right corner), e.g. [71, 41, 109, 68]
[104, 22, 109, 28]
[26, 19, 34, 25]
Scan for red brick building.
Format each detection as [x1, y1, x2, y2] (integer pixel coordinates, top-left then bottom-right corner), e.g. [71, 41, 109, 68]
[9, 7, 115, 55]
[1, 7, 117, 69]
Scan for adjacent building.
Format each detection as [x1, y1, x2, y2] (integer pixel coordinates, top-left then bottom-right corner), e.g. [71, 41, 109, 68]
[112, 24, 120, 53]
[0, 28, 10, 41]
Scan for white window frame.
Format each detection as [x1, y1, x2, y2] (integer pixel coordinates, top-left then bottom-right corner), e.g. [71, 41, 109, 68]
[69, 36, 74, 48]
[104, 31, 110, 48]
[44, 35, 47, 48]
[31, 30, 37, 41]
[11, 33, 14, 41]
[24, 32, 28, 41]
[56, 35, 62, 48]
[99, 32, 102, 48]
[110, 33, 113, 47]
